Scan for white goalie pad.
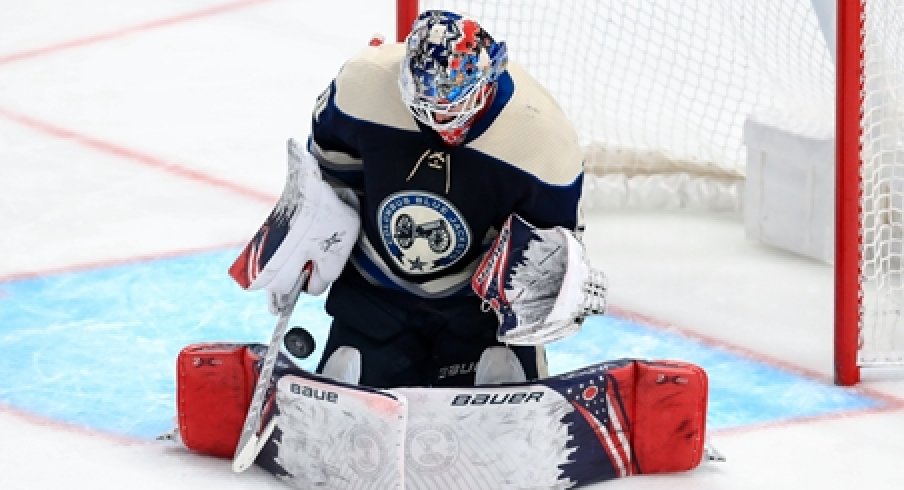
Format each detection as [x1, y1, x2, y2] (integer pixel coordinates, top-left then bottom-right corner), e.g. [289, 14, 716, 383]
[176, 346, 708, 487]
[229, 138, 360, 297]
[474, 346, 527, 385]
[268, 375, 407, 488]
[319, 346, 362, 385]
[246, 359, 707, 489]
[261, 374, 571, 489]
[472, 213, 607, 345]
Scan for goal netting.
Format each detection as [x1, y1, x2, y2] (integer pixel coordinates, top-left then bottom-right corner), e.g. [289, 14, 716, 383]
[414, 0, 836, 211]
[857, 0, 904, 372]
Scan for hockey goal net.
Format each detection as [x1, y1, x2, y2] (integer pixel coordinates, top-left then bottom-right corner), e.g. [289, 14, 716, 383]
[397, 0, 904, 385]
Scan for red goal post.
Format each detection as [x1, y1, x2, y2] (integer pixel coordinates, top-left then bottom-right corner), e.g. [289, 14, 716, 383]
[397, 0, 904, 386]
[835, 0, 862, 386]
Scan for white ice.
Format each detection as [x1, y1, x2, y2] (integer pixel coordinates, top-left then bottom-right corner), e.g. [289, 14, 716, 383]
[1, 1, 903, 489]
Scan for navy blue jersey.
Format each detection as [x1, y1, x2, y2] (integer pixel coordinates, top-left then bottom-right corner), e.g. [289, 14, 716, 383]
[308, 43, 583, 299]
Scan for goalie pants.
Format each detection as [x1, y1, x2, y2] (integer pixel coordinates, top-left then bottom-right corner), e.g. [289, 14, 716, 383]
[317, 269, 545, 388]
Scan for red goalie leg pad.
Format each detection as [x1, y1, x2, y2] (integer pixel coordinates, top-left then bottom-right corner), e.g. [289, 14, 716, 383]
[176, 343, 259, 458]
[632, 360, 708, 474]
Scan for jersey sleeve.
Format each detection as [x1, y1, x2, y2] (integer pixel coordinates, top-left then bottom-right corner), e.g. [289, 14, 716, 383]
[516, 172, 584, 232]
[307, 43, 415, 194]
[308, 79, 365, 192]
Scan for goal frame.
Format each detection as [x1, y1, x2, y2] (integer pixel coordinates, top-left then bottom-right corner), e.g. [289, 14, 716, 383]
[835, 0, 861, 386]
[396, 0, 865, 386]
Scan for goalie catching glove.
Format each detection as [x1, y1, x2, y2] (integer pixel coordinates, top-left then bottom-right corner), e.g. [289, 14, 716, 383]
[229, 138, 359, 306]
[472, 213, 607, 345]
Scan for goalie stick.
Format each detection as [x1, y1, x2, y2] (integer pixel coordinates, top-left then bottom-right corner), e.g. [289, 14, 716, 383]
[232, 264, 311, 473]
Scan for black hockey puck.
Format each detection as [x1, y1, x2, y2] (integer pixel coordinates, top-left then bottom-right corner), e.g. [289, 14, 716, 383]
[284, 327, 316, 359]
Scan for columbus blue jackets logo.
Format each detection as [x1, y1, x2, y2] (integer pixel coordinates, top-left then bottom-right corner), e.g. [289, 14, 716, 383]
[378, 191, 471, 275]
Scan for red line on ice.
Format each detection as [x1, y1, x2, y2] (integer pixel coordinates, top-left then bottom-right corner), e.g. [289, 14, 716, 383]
[0, 107, 276, 205]
[0, 0, 275, 65]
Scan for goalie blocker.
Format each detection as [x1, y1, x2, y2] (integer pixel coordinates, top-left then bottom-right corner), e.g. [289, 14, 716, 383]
[174, 343, 708, 488]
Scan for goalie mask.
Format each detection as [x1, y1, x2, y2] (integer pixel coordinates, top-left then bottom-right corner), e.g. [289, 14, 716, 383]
[399, 10, 508, 145]
[472, 214, 607, 345]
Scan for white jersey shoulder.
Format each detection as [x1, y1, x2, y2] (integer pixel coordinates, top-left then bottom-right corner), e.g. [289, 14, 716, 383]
[469, 62, 583, 186]
[332, 43, 418, 132]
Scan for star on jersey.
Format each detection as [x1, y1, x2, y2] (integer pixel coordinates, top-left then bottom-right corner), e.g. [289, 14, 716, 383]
[408, 256, 427, 271]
